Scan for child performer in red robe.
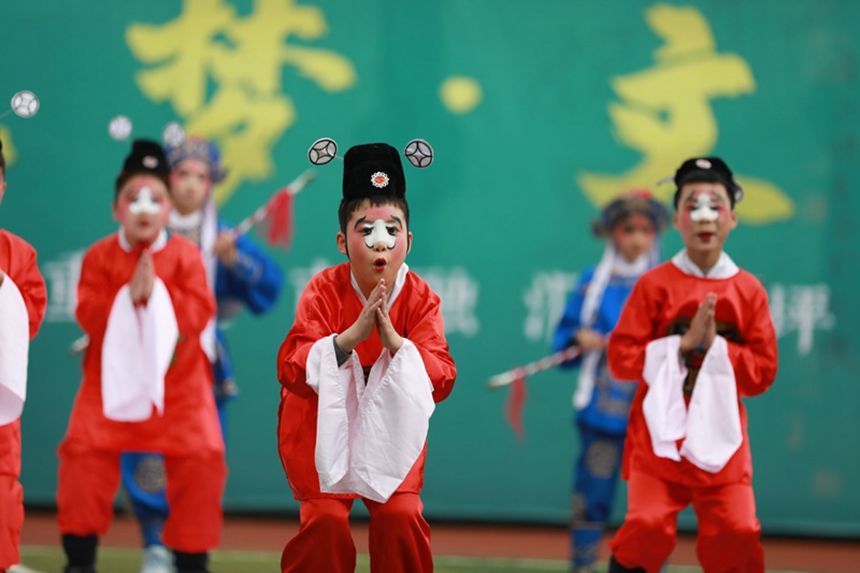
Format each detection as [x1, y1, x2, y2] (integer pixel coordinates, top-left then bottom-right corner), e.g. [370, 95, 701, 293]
[277, 141, 456, 573]
[56, 140, 225, 573]
[606, 157, 778, 573]
[0, 138, 48, 573]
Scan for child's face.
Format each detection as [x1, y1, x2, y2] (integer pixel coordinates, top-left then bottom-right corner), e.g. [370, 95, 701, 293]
[673, 181, 737, 258]
[611, 212, 656, 263]
[168, 158, 212, 216]
[337, 200, 412, 296]
[112, 175, 172, 246]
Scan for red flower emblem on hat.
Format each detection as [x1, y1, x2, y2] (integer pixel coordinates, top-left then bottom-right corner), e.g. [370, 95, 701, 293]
[695, 158, 712, 169]
[371, 171, 389, 188]
[143, 155, 159, 169]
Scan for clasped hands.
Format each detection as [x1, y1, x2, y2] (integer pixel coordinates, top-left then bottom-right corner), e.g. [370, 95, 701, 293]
[679, 292, 717, 354]
[129, 251, 155, 305]
[336, 279, 403, 355]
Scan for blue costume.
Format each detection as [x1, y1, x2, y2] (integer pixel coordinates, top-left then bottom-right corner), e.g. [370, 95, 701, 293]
[552, 192, 668, 573]
[120, 138, 284, 559]
[553, 263, 639, 571]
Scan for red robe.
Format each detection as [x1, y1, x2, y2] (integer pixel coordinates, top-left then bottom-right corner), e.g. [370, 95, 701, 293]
[607, 261, 778, 487]
[60, 233, 222, 456]
[0, 229, 47, 475]
[0, 229, 47, 569]
[277, 262, 456, 500]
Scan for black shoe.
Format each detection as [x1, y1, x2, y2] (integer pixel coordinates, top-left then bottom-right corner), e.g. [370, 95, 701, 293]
[608, 555, 647, 573]
[173, 550, 209, 573]
[62, 533, 98, 573]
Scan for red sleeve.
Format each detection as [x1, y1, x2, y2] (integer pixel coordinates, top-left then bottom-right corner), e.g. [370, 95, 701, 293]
[164, 244, 216, 337]
[729, 281, 778, 397]
[404, 289, 456, 403]
[277, 277, 333, 399]
[75, 246, 120, 340]
[607, 277, 661, 383]
[15, 244, 47, 340]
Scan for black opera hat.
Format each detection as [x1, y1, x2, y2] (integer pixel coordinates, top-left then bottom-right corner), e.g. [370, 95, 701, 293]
[116, 138, 170, 192]
[306, 137, 434, 201]
[342, 143, 406, 201]
[672, 156, 744, 206]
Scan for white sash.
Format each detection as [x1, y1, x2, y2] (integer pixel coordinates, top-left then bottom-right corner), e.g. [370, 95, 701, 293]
[307, 334, 435, 502]
[101, 278, 179, 421]
[0, 277, 30, 425]
[642, 334, 742, 473]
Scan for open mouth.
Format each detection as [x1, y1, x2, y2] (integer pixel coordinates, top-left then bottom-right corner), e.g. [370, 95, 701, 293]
[373, 257, 387, 272]
[697, 232, 715, 243]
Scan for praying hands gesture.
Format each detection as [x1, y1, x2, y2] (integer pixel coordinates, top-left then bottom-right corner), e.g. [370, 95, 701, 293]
[679, 292, 717, 353]
[129, 250, 155, 305]
[374, 280, 404, 353]
[337, 278, 404, 354]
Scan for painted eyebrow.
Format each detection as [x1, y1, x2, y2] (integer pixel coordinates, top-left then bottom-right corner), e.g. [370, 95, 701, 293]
[684, 193, 726, 204]
[353, 215, 403, 229]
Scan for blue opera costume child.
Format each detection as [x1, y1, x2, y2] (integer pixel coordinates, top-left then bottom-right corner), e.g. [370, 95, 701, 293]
[120, 137, 284, 564]
[552, 191, 669, 572]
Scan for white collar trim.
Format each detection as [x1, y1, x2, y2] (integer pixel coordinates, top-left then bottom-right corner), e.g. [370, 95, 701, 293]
[118, 227, 168, 253]
[671, 249, 739, 279]
[169, 209, 203, 230]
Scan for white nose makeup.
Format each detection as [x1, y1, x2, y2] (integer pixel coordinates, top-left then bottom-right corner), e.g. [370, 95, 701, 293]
[363, 219, 397, 249]
[129, 187, 162, 216]
[690, 192, 719, 222]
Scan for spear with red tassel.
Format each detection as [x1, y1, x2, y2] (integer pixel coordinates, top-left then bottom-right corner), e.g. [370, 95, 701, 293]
[486, 346, 582, 439]
[233, 169, 316, 249]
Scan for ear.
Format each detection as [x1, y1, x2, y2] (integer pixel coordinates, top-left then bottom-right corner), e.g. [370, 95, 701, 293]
[728, 208, 738, 230]
[672, 209, 680, 231]
[406, 231, 413, 255]
[336, 231, 348, 256]
[0, 180, 6, 205]
[111, 200, 120, 223]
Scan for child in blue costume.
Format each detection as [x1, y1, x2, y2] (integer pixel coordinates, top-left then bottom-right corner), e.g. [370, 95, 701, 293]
[120, 137, 284, 573]
[552, 191, 669, 573]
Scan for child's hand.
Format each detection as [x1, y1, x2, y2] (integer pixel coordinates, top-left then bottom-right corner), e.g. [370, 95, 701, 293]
[336, 280, 385, 353]
[129, 251, 155, 304]
[702, 297, 717, 350]
[679, 293, 716, 353]
[575, 327, 606, 352]
[376, 282, 404, 353]
[213, 230, 239, 267]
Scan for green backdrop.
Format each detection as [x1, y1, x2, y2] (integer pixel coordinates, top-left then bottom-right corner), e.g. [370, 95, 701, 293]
[1, 0, 857, 537]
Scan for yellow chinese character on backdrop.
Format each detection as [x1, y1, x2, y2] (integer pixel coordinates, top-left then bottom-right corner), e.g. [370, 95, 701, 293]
[0, 126, 17, 167]
[578, 3, 794, 224]
[127, 0, 356, 204]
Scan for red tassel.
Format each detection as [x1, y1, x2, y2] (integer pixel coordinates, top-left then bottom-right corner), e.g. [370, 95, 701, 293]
[504, 370, 528, 440]
[259, 189, 294, 249]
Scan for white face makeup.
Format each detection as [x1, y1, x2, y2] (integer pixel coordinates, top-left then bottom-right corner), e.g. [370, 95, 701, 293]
[362, 218, 397, 249]
[690, 192, 719, 222]
[128, 186, 163, 216]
